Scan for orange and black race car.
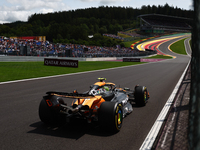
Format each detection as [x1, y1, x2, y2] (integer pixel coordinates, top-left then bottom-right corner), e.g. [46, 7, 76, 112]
[39, 78, 149, 132]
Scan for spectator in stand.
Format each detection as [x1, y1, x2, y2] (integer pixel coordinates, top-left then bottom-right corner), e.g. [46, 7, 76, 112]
[0, 36, 154, 57]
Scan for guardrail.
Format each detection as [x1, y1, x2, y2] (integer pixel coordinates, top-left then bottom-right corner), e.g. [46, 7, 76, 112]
[0, 51, 157, 62]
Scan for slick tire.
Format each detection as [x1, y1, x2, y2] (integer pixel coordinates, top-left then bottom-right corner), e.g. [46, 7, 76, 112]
[39, 98, 66, 125]
[99, 102, 123, 133]
[134, 86, 147, 106]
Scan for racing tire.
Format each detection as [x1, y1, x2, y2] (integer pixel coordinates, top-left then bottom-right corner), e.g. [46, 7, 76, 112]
[39, 98, 66, 125]
[98, 102, 123, 133]
[134, 86, 148, 106]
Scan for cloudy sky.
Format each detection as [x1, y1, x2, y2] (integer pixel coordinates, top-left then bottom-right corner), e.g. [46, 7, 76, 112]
[0, 0, 193, 24]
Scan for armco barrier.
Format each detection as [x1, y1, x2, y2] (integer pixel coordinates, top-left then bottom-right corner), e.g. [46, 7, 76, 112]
[85, 57, 116, 61]
[0, 56, 117, 62]
[0, 55, 159, 62]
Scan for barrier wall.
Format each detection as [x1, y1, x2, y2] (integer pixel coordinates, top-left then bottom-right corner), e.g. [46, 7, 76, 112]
[0, 55, 157, 62]
[0, 56, 117, 62]
[85, 57, 117, 61]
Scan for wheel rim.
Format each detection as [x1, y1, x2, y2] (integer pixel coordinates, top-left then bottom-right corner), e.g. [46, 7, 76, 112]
[117, 110, 122, 125]
[144, 91, 147, 101]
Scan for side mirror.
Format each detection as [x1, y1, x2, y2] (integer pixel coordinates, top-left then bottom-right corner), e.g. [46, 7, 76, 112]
[124, 87, 130, 91]
[112, 85, 116, 91]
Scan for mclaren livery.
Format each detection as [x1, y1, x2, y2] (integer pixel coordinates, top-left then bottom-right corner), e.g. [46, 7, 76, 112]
[39, 78, 150, 132]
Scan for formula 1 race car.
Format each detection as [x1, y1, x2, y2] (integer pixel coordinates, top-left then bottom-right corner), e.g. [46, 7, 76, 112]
[39, 78, 149, 132]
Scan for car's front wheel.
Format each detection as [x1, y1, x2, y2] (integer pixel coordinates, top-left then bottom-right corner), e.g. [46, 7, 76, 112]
[134, 86, 148, 106]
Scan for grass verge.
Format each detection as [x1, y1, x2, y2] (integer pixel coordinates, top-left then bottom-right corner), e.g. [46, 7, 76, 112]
[170, 38, 187, 55]
[0, 61, 145, 82]
[145, 55, 173, 59]
[123, 39, 143, 47]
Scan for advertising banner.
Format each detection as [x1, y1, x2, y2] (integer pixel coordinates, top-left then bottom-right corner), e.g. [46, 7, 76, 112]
[123, 58, 141, 62]
[44, 58, 78, 68]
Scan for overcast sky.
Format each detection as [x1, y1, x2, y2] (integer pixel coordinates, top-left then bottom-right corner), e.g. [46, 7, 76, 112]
[0, 0, 193, 24]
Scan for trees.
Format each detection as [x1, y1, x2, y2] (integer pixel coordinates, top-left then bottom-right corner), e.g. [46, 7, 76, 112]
[0, 5, 193, 45]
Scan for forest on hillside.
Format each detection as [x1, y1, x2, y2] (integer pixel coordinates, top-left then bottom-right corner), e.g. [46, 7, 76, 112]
[0, 4, 193, 46]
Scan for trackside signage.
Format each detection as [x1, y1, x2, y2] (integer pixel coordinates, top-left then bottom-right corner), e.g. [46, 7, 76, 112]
[44, 58, 78, 68]
[123, 58, 141, 62]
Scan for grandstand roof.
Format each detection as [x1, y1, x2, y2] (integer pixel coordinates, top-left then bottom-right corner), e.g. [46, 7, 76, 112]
[138, 14, 192, 22]
[138, 14, 192, 32]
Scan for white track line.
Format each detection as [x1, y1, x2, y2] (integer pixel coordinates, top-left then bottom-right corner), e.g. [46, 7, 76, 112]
[185, 37, 192, 57]
[139, 60, 190, 150]
[139, 37, 191, 150]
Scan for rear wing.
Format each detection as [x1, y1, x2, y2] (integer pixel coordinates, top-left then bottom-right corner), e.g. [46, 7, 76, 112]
[46, 91, 95, 99]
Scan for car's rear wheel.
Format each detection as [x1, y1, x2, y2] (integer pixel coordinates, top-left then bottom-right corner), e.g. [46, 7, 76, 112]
[134, 86, 148, 106]
[98, 102, 123, 132]
[39, 98, 66, 125]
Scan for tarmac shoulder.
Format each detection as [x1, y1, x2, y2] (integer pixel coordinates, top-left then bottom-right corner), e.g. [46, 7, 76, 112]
[155, 65, 190, 150]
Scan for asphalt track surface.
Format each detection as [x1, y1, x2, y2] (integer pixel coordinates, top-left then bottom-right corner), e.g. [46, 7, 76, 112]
[0, 36, 191, 150]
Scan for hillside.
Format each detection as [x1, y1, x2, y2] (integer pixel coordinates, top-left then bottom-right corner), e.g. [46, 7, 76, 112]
[0, 4, 193, 46]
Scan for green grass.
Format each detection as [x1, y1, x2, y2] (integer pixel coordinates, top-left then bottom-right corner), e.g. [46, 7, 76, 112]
[0, 61, 145, 82]
[123, 39, 143, 47]
[145, 55, 173, 59]
[170, 38, 187, 55]
[118, 32, 132, 38]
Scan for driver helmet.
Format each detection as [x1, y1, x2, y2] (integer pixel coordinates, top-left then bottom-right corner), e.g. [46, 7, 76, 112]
[103, 86, 109, 91]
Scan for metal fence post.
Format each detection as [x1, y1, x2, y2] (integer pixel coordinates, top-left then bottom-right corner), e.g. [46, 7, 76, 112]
[189, 0, 200, 149]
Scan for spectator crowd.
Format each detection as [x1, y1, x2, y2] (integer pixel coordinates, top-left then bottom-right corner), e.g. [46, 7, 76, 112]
[0, 37, 156, 57]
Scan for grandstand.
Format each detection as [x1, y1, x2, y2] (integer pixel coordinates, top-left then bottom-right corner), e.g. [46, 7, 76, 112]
[138, 14, 192, 33]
